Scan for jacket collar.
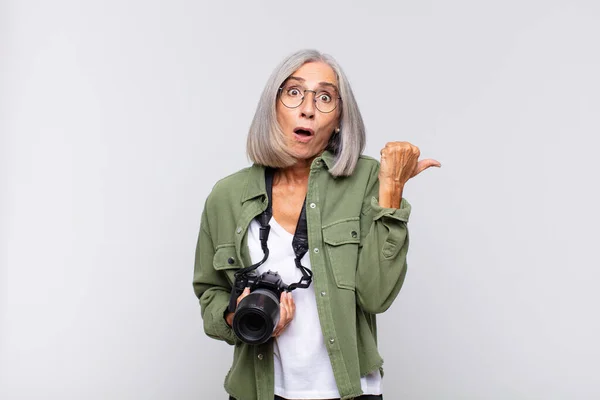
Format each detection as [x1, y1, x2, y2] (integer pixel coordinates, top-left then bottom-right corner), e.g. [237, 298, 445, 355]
[241, 164, 267, 203]
[320, 150, 336, 170]
[240, 150, 336, 203]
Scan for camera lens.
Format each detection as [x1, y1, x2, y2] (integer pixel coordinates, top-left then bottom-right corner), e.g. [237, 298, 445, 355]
[232, 289, 280, 345]
[238, 313, 267, 338]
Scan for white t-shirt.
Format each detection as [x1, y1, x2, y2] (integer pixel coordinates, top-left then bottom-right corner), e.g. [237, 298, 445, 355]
[248, 218, 382, 399]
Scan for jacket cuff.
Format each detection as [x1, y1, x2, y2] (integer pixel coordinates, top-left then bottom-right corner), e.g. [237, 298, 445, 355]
[370, 197, 411, 222]
[215, 300, 241, 345]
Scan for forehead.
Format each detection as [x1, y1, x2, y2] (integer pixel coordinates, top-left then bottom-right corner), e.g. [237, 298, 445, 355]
[288, 61, 338, 87]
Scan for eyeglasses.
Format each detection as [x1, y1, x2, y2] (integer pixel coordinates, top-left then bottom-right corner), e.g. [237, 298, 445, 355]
[278, 83, 341, 113]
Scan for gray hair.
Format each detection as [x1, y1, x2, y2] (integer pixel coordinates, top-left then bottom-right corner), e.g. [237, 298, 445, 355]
[246, 49, 366, 177]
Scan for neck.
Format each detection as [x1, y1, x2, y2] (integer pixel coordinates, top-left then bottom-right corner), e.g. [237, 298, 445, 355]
[274, 157, 314, 185]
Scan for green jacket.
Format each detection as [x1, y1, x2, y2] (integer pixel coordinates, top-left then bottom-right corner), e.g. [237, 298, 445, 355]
[193, 151, 411, 400]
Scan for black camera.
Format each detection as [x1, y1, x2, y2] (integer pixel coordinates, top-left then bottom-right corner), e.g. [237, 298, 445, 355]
[229, 270, 288, 345]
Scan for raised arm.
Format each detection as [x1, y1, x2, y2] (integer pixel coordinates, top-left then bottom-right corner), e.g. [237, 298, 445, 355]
[355, 142, 440, 313]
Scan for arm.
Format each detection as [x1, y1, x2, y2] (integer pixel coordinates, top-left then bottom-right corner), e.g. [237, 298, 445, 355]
[192, 206, 240, 345]
[355, 142, 440, 314]
[355, 164, 411, 314]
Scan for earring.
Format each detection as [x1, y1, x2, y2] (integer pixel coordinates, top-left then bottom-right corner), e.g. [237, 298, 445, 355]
[335, 127, 340, 133]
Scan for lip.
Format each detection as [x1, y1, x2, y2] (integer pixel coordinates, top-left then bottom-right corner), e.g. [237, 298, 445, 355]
[293, 127, 315, 143]
[295, 127, 315, 135]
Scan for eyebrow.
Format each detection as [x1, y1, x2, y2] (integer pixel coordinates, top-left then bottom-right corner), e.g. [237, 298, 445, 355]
[287, 76, 339, 92]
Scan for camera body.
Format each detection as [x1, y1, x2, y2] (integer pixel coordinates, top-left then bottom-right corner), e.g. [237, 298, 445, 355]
[230, 270, 288, 345]
[233, 270, 288, 299]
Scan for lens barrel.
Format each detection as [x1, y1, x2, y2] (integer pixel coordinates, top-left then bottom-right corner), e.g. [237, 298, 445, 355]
[232, 289, 280, 345]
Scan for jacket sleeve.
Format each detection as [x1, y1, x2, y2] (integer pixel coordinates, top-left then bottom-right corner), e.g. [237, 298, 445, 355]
[192, 204, 240, 345]
[355, 161, 411, 314]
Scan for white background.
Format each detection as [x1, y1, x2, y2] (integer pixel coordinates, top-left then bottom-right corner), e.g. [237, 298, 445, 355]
[2, 0, 600, 399]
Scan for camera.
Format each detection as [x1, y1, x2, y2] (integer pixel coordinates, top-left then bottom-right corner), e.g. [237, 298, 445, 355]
[230, 270, 288, 345]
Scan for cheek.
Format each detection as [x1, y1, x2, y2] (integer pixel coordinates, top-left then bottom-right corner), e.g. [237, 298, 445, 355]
[275, 104, 284, 126]
[327, 107, 341, 125]
[322, 113, 340, 132]
[276, 106, 293, 129]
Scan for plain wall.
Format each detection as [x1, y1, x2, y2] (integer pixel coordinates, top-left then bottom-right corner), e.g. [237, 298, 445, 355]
[2, 0, 599, 399]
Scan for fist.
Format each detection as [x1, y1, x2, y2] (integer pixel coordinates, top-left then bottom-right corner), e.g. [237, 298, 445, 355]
[378, 142, 440, 208]
[379, 142, 440, 186]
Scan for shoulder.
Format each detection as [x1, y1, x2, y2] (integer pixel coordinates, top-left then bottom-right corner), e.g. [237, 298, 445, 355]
[205, 166, 253, 207]
[211, 167, 252, 194]
[356, 154, 380, 172]
[201, 166, 257, 238]
[341, 154, 380, 183]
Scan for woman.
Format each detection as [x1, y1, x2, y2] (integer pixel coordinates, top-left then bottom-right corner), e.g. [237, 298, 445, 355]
[193, 49, 440, 400]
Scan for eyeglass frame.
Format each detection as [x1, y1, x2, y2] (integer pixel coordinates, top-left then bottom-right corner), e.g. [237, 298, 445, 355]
[277, 85, 342, 114]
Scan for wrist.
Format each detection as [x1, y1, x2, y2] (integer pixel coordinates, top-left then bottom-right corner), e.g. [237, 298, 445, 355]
[379, 178, 404, 208]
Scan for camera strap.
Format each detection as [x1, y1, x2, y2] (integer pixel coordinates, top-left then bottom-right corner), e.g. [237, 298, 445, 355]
[233, 167, 313, 291]
[265, 168, 312, 290]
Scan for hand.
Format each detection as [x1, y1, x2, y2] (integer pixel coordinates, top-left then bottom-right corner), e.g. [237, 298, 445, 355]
[272, 291, 296, 337]
[379, 142, 441, 208]
[225, 287, 250, 327]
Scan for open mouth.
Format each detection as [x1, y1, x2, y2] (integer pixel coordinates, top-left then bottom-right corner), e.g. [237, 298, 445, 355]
[293, 127, 314, 136]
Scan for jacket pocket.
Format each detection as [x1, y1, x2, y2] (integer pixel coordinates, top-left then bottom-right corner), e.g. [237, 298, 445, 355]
[322, 218, 360, 291]
[213, 244, 241, 286]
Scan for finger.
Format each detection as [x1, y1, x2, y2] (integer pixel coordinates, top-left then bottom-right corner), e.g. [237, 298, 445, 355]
[279, 292, 287, 317]
[281, 293, 291, 322]
[274, 299, 287, 337]
[413, 158, 442, 177]
[274, 313, 287, 336]
[237, 287, 250, 305]
[279, 297, 289, 324]
[288, 293, 296, 317]
[286, 292, 294, 315]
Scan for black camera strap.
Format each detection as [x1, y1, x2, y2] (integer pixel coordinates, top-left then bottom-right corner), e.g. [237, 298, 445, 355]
[287, 199, 312, 291]
[233, 167, 313, 291]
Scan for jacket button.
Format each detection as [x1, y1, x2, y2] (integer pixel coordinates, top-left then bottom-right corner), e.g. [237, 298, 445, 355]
[257, 353, 264, 360]
[351, 231, 358, 238]
[227, 257, 235, 265]
[320, 291, 326, 297]
[329, 338, 335, 344]
[310, 203, 316, 209]
[314, 248, 319, 253]
[236, 227, 242, 234]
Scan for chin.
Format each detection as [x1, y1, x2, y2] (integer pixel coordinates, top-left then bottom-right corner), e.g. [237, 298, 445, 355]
[287, 152, 314, 165]
[286, 140, 326, 162]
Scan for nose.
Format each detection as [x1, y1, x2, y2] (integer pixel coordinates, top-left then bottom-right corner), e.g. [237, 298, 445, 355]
[299, 91, 316, 119]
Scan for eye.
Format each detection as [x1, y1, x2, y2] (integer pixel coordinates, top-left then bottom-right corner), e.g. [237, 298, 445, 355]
[286, 87, 302, 97]
[317, 93, 332, 103]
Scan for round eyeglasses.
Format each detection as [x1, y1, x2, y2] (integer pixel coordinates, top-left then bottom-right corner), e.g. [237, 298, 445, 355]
[278, 83, 341, 113]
